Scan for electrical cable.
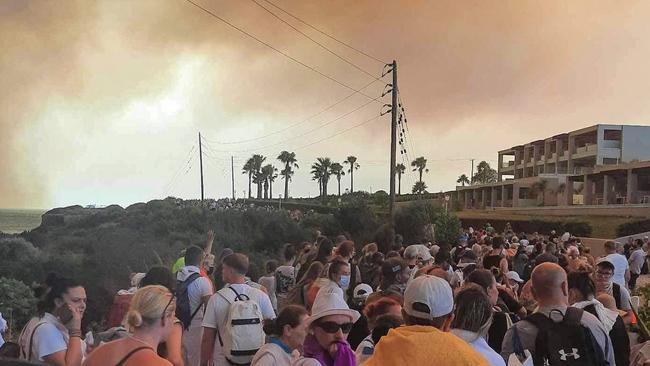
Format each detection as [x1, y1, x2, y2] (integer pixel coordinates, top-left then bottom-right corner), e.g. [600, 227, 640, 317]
[184, 0, 379, 100]
[260, 0, 387, 64]
[200, 78, 379, 145]
[250, 0, 380, 80]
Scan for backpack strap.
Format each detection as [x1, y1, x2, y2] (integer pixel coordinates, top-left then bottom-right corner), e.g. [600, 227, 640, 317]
[564, 307, 583, 325]
[612, 283, 621, 309]
[525, 312, 553, 366]
[24, 322, 46, 360]
[115, 346, 153, 366]
[229, 286, 251, 301]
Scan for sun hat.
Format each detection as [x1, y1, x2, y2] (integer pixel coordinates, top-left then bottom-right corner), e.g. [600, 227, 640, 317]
[404, 245, 420, 260]
[403, 275, 453, 320]
[506, 271, 524, 283]
[305, 291, 360, 328]
[353, 283, 374, 300]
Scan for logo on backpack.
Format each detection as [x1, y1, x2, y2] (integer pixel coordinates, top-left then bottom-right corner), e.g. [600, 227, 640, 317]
[218, 286, 265, 366]
[558, 349, 580, 361]
[525, 307, 607, 366]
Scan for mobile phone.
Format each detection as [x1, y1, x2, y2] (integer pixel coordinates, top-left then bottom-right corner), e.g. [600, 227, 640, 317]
[58, 305, 74, 324]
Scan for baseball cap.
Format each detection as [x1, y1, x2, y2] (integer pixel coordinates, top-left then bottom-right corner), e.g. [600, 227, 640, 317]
[404, 275, 453, 320]
[506, 271, 524, 283]
[417, 245, 433, 262]
[353, 283, 373, 300]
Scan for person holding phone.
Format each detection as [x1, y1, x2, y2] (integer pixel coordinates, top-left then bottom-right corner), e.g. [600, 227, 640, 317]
[19, 275, 87, 366]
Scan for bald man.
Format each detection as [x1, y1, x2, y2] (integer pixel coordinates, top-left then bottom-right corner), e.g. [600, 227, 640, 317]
[500, 263, 615, 365]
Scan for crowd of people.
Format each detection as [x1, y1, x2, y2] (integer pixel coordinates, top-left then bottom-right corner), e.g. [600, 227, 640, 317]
[3, 223, 650, 365]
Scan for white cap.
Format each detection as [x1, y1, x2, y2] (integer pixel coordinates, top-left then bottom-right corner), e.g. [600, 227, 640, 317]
[520, 239, 529, 246]
[353, 283, 373, 299]
[305, 292, 360, 328]
[506, 271, 524, 283]
[405, 244, 433, 262]
[404, 275, 453, 320]
[428, 245, 440, 258]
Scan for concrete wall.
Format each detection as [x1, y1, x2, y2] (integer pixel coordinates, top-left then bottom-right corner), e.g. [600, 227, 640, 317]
[579, 237, 609, 257]
[492, 204, 650, 217]
[622, 126, 650, 162]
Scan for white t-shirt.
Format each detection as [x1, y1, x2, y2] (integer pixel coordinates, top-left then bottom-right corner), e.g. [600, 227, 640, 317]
[629, 249, 646, 274]
[251, 342, 299, 366]
[605, 253, 629, 286]
[19, 313, 86, 362]
[177, 266, 213, 324]
[355, 334, 375, 365]
[258, 275, 277, 311]
[202, 283, 276, 364]
[451, 329, 505, 366]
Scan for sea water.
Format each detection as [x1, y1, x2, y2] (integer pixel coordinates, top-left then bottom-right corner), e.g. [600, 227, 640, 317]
[0, 209, 46, 234]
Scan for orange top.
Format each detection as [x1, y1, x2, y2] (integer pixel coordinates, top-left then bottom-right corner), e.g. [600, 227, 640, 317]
[81, 338, 171, 366]
[364, 325, 491, 366]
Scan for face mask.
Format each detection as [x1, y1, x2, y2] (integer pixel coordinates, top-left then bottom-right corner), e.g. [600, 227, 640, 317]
[340, 275, 351, 289]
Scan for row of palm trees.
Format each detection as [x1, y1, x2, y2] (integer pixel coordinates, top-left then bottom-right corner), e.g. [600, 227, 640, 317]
[242, 152, 433, 198]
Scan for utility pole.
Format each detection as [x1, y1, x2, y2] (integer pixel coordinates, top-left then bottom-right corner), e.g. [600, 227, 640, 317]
[470, 158, 475, 185]
[198, 132, 204, 203]
[231, 156, 235, 200]
[389, 60, 398, 217]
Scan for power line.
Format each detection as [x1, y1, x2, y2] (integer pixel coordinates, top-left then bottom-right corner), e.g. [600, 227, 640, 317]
[249, 0, 380, 81]
[161, 145, 196, 196]
[201, 95, 381, 153]
[260, 0, 387, 64]
[200, 78, 379, 145]
[291, 114, 382, 151]
[184, 0, 378, 100]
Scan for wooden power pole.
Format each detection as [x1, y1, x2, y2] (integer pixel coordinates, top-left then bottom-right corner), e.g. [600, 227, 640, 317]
[198, 132, 204, 203]
[389, 60, 398, 217]
[231, 156, 235, 199]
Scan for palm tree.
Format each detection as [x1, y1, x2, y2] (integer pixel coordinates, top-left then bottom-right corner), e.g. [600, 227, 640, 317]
[411, 157, 429, 183]
[261, 164, 277, 199]
[457, 174, 470, 187]
[396, 163, 406, 195]
[277, 151, 298, 199]
[268, 167, 278, 199]
[412, 181, 428, 194]
[344, 156, 360, 192]
[330, 163, 345, 196]
[311, 157, 333, 197]
[251, 154, 266, 199]
[532, 179, 549, 204]
[242, 158, 255, 198]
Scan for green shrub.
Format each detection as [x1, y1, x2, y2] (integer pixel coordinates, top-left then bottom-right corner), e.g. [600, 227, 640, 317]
[0, 277, 37, 337]
[617, 219, 650, 238]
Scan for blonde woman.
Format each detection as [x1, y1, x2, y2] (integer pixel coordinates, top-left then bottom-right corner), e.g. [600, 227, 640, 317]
[82, 285, 175, 366]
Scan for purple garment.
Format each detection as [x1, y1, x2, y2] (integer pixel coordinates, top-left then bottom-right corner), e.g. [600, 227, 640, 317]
[303, 334, 356, 366]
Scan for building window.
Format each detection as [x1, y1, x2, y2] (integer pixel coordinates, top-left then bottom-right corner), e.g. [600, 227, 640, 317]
[603, 129, 621, 141]
[603, 158, 618, 165]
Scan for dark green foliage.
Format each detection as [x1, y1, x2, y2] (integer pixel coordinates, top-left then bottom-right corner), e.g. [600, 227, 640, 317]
[617, 219, 650, 238]
[435, 212, 462, 248]
[0, 277, 37, 336]
[394, 201, 461, 249]
[459, 218, 592, 237]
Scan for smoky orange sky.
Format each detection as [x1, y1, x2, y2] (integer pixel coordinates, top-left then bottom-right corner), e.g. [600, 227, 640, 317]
[2, 0, 650, 209]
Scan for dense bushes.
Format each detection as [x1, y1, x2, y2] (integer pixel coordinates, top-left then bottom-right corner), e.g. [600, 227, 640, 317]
[0, 277, 37, 336]
[394, 201, 461, 249]
[617, 219, 650, 237]
[458, 218, 592, 237]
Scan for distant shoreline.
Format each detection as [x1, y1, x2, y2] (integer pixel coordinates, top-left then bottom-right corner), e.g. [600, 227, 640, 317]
[0, 208, 47, 234]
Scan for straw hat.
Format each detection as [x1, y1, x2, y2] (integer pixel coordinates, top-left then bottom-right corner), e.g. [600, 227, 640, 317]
[305, 291, 360, 328]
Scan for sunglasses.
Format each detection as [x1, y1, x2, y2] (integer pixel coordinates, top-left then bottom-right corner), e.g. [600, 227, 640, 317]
[316, 321, 353, 334]
[161, 292, 176, 321]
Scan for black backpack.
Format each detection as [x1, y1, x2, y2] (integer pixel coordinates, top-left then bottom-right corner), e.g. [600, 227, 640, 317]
[526, 308, 607, 366]
[175, 272, 202, 330]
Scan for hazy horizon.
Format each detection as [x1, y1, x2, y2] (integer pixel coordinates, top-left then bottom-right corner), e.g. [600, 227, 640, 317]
[3, 1, 650, 209]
